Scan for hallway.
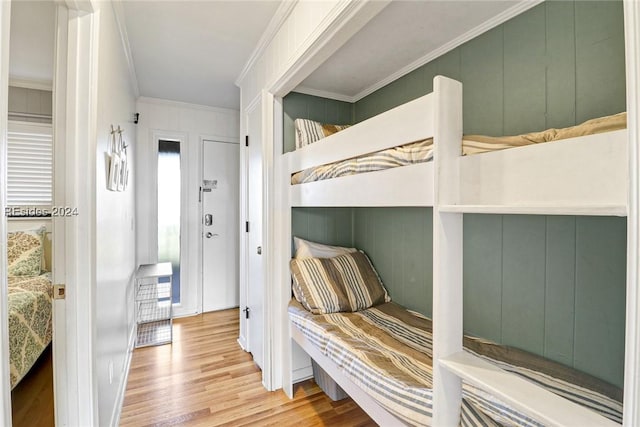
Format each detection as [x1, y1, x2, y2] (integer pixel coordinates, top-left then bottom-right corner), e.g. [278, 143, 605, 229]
[120, 309, 375, 426]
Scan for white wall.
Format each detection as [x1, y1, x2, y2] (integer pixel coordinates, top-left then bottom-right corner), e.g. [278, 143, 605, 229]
[93, 3, 138, 426]
[135, 97, 239, 316]
[235, 0, 388, 392]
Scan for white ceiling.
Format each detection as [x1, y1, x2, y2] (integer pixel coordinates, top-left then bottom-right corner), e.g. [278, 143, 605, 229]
[9, 0, 55, 84]
[298, 0, 525, 101]
[121, 1, 281, 110]
[7, 1, 532, 110]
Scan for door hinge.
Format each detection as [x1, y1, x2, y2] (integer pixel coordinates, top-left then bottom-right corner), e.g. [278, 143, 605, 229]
[245, 135, 249, 147]
[246, 221, 249, 232]
[53, 284, 66, 300]
[243, 307, 250, 319]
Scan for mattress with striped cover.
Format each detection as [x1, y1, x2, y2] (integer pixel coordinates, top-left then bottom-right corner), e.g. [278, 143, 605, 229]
[290, 112, 626, 185]
[289, 300, 622, 426]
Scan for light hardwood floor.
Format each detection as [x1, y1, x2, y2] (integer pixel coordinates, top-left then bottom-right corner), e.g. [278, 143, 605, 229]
[120, 308, 376, 426]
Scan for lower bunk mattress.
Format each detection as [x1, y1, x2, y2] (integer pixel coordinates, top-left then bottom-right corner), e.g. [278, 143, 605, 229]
[8, 273, 53, 388]
[289, 300, 622, 426]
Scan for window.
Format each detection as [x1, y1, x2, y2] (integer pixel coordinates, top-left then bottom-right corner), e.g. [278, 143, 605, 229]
[157, 140, 181, 304]
[6, 121, 53, 213]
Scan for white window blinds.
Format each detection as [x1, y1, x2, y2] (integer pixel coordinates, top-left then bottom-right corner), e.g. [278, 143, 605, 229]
[7, 122, 53, 208]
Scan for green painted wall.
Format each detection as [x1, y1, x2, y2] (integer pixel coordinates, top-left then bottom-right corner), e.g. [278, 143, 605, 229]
[354, 1, 626, 135]
[282, 92, 353, 153]
[285, 0, 626, 387]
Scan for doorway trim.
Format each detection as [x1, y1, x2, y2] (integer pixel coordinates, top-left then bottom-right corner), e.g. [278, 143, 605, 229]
[238, 93, 261, 353]
[0, 1, 13, 424]
[51, 1, 100, 425]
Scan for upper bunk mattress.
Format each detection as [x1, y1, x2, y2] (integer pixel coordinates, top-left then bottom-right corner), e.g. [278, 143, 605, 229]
[289, 300, 622, 427]
[291, 138, 433, 185]
[290, 112, 626, 185]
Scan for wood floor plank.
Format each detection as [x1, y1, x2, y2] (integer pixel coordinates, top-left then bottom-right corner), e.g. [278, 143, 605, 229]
[120, 309, 376, 426]
[11, 345, 54, 427]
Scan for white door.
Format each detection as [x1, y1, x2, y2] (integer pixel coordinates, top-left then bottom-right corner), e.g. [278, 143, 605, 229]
[247, 101, 264, 369]
[202, 140, 240, 312]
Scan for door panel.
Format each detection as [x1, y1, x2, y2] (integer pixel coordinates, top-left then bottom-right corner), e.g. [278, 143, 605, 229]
[247, 103, 264, 369]
[202, 140, 239, 312]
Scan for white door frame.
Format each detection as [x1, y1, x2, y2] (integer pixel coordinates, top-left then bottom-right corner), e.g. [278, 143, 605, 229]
[1, 1, 100, 425]
[624, 2, 640, 426]
[53, 2, 101, 425]
[238, 94, 260, 352]
[0, 1, 13, 424]
[240, 92, 277, 389]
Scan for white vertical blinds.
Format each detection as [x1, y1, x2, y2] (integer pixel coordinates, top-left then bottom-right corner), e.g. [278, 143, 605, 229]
[7, 122, 53, 207]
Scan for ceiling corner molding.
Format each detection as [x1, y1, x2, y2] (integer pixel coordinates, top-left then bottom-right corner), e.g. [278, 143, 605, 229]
[269, 0, 391, 97]
[137, 96, 239, 115]
[293, 86, 354, 103]
[234, 0, 298, 87]
[112, 0, 140, 98]
[352, 0, 545, 102]
[8, 77, 53, 91]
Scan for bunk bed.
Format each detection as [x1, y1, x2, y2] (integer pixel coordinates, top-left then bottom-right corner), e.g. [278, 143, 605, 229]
[283, 75, 629, 426]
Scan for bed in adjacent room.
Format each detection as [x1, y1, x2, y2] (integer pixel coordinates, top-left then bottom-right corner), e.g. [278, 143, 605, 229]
[6, 226, 53, 389]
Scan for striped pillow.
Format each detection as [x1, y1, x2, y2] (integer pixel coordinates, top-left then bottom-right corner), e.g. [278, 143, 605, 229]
[294, 118, 351, 149]
[290, 251, 391, 314]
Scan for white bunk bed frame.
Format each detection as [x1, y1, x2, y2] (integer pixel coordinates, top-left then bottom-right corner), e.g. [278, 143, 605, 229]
[283, 75, 629, 426]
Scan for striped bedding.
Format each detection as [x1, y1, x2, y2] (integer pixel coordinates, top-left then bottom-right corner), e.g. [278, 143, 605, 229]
[289, 300, 623, 426]
[291, 139, 433, 185]
[290, 112, 626, 185]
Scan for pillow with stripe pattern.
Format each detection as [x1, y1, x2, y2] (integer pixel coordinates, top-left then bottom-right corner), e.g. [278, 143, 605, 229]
[294, 118, 351, 149]
[290, 251, 391, 314]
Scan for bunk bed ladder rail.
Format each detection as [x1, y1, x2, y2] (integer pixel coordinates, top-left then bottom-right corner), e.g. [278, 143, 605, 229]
[431, 75, 621, 427]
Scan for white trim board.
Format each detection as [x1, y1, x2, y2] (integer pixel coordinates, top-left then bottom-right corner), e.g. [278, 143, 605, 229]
[0, 1, 13, 425]
[111, 0, 139, 98]
[137, 96, 238, 116]
[8, 77, 53, 91]
[623, 1, 640, 426]
[235, 0, 298, 87]
[292, 0, 544, 104]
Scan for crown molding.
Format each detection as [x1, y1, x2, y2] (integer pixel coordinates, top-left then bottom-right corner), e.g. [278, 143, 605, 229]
[137, 96, 239, 115]
[112, 0, 140, 98]
[9, 77, 53, 91]
[293, 86, 354, 103]
[235, 0, 298, 87]
[351, 0, 544, 102]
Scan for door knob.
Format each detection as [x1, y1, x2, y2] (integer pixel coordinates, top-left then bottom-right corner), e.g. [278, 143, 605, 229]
[257, 246, 262, 255]
[206, 232, 219, 239]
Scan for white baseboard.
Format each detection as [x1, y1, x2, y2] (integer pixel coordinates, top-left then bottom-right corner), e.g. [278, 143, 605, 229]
[237, 336, 248, 351]
[109, 324, 136, 427]
[292, 365, 313, 383]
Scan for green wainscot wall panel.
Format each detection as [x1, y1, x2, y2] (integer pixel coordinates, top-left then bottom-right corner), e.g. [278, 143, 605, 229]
[282, 92, 353, 153]
[501, 216, 547, 355]
[463, 214, 503, 344]
[575, 1, 626, 124]
[544, 216, 577, 368]
[354, 207, 433, 317]
[573, 216, 626, 387]
[545, 1, 577, 129]
[503, 5, 547, 135]
[291, 207, 354, 253]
